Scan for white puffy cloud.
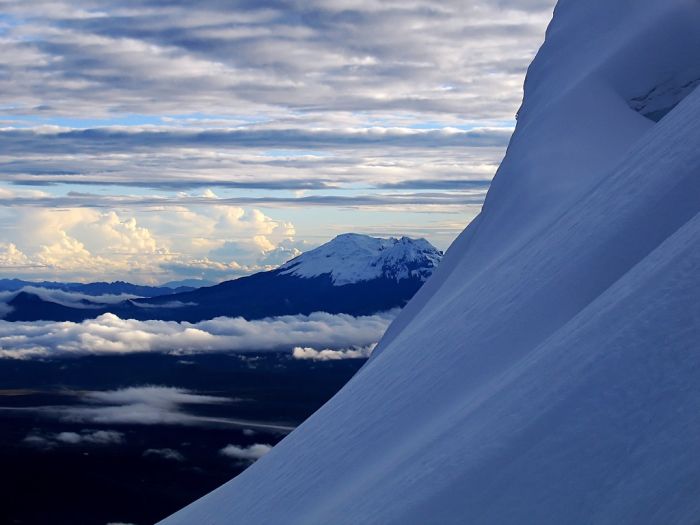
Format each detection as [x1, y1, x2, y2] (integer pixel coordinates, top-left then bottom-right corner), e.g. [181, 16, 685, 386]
[0, 198, 306, 283]
[0, 310, 395, 359]
[220, 443, 272, 463]
[292, 344, 376, 361]
[0, 243, 31, 268]
[4, 207, 172, 282]
[23, 429, 125, 448]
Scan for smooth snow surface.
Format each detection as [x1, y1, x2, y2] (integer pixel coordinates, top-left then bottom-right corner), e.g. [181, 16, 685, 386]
[278, 233, 441, 285]
[161, 1, 700, 524]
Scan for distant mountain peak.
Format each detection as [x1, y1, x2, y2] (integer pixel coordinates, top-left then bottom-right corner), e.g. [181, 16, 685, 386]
[278, 234, 442, 286]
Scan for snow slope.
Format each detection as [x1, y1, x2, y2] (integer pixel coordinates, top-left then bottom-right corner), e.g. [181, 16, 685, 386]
[160, 1, 700, 523]
[278, 233, 442, 286]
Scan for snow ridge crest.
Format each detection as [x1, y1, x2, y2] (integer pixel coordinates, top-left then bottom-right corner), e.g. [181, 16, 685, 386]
[278, 233, 442, 286]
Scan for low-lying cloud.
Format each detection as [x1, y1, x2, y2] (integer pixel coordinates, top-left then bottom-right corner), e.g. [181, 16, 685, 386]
[16, 386, 296, 431]
[59, 386, 231, 426]
[0, 310, 395, 360]
[292, 344, 376, 361]
[220, 443, 272, 463]
[23, 429, 125, 449]
[143, 448, 186, 462]
[0, 287, 141, 312]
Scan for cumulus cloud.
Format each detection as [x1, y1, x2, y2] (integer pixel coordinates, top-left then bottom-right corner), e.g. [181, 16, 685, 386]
[0, 207, 174, 282]
[143, 448, 186, 462]
[220, 443, 272, 463]
[0, 202, 308, 283]
[292, 344, 376, 361]
[0, 310, 396, 360]
[23, 429, 125, 448]
[0, 0, 556, 283]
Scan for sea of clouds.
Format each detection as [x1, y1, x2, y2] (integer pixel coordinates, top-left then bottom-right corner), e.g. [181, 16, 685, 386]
[0, 309, 396, 360]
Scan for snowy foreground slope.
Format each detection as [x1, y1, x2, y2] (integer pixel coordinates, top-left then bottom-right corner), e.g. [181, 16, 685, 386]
[161, 1, 700, 524]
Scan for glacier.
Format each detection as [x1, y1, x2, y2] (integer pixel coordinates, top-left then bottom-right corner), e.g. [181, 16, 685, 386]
[160, 0, 700, 523]
[279, 233, 442, 286]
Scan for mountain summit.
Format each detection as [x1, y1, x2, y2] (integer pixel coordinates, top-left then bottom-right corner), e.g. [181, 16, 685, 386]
[3, 234, 442, 323]
[161, 1, 700, 524]
[279, 234, 441, 286]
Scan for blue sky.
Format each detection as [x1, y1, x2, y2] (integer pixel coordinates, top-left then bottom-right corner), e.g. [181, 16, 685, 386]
[0, 0, 555, 284]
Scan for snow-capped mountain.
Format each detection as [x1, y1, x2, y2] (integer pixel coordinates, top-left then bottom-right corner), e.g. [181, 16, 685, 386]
[279, 233, 442, 285]
[160, 1, 700, 524]
[3, 234, 442, 322]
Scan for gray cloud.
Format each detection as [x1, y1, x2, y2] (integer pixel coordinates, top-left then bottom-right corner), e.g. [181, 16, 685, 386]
[0, 190, 487, 210]
[59, 386, 232, 426]
[0, 127, 511, 154]
[21, 386, 296, 431]
[0, 127, 507, 194]
[0, 0, 550, 195]
[0, 0, 555, 282]
[0, 310, 396, 359]
[143, 448, 186, 462]
[0, 1, 555, 118]
[23, 429, 125, 448]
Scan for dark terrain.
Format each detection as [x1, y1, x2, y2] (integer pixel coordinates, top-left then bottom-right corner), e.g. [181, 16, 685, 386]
[0, 353, 364, 525]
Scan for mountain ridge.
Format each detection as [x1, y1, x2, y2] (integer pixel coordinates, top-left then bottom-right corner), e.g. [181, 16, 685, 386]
[0, 278, 195, 297]
[1, 234, 442, 323]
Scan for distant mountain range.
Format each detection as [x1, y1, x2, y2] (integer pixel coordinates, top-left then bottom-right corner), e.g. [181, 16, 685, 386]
[0, 278, 196, 297]
[2, 234, 442, 323]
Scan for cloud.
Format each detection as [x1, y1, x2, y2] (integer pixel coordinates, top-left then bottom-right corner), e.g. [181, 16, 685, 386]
[24, 386, 295, 431]
[0, 207, 175, 283]
[0, 287, 142, 313]
[292, 344, 376, 361]
[55, 430, 125, 445]
[58, 386, 231, 426]
[0, 127, 511, 155]
[0, 0, 556, 283]
[143, 448, 186, 462]
[23, 429, 125, 448]
[0, 1, 554, 118]
[0, 202, 306, 284]
[0, 310, 396, 359]
[0, 190, 487, 210]
[220, 443, 272, 463]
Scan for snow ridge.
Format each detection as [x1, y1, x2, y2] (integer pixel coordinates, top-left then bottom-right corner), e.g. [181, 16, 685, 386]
[160, 1, 700, 524]
[278, 233, 442, 286]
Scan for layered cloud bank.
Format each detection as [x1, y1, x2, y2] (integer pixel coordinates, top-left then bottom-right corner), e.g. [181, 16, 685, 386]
[0, 0, 555, 284]
[0, 310, 395, 360]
